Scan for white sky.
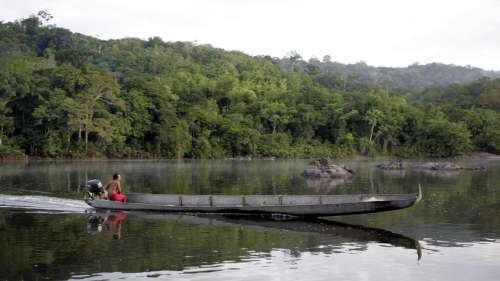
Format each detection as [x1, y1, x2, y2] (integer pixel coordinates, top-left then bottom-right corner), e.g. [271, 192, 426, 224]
[1, 0, 500, 70]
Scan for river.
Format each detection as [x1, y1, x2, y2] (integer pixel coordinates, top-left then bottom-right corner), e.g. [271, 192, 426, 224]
[1, 159, 500, 280]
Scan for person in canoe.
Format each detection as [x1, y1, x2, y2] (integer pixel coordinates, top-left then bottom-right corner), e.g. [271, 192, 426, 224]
[105, 173, 127, 202]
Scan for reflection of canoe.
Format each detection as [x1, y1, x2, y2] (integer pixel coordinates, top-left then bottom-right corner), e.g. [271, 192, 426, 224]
[86, 186, 422, 217]
[90, 211, 422, 260]
[218, 215, 422, 260]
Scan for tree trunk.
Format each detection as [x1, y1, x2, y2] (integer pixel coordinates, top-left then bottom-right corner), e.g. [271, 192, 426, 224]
[369, 122, 376, 144]
[66, 133, 71, 152]
[85, 129, 88, 153]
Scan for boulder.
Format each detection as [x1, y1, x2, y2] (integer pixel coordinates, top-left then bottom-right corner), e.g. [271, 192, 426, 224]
[303, 158, 355, 178]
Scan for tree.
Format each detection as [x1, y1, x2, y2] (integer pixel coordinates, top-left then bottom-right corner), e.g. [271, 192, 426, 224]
[258, 102, 294, 135]
[0, 95, 12, 147]
[365, 109, 384, 145]
[415, 113, 472, 157]
[62, 65, 122, 153]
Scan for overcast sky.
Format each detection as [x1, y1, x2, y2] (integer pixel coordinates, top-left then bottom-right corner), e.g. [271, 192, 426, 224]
[2, 0, 500, 70]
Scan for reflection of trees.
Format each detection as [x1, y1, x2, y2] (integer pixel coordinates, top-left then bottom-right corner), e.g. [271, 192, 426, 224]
[377, 169, 406, 179]
[0, 160, 314, 196]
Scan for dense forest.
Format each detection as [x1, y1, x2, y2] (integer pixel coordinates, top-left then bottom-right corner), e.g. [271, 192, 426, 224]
[1, 12, 500, 158]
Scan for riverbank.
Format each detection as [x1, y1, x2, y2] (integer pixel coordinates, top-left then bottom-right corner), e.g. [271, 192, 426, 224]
[452, 152, 500, 160]
[1, 152, 499, 162]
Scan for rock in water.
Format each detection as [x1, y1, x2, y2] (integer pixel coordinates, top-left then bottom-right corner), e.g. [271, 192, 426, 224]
[416, 162, 463, 171]
[303, 158, 355, 178]
[376, 159, 405, 170]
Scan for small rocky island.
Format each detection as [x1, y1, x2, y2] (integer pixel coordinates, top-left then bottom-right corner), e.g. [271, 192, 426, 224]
[303, 158, 355, 178]
[415, 161, 485, 171]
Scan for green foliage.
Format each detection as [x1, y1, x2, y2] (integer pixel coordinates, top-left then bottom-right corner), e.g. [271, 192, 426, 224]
[416, 117, 472, 157]
[0, 14, 498, 158]
[0, 142, 24, 157]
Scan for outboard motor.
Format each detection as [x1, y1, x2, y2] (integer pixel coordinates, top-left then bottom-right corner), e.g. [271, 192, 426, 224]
[85, 179, 104, 200]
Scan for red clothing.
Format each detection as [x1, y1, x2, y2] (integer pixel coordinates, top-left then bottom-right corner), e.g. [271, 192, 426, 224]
[109, 192, 126, 202]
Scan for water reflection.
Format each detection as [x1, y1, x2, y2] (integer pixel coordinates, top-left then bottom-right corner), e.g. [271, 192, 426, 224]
[418, 169, 462, 178]
[86, 211, 422, 259]
[1, 209, 427, 280]
[304, 177, 351, 191]
[377, 169, 407, 178]
[87, 212, 125, 239]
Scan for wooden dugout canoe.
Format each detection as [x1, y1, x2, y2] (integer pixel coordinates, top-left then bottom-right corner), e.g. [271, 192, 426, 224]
[86, 186, 422, 217]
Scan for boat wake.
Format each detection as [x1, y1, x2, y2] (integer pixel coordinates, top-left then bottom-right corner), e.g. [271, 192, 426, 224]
[0, 194, 91, 213]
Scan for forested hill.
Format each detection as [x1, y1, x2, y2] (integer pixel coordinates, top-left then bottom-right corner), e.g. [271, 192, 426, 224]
[0, 14, 499, 159]
[279, 55, 500, 92]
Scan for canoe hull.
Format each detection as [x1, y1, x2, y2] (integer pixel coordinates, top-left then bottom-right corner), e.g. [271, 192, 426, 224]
[86, 190, 422, 217]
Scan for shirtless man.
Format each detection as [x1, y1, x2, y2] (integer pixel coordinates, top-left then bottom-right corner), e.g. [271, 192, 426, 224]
[106, 173, 126, 202]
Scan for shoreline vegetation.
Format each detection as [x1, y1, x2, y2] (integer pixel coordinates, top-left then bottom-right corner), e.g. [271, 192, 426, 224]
[1, 12, 500, 160]
[1, 152, 499, 163]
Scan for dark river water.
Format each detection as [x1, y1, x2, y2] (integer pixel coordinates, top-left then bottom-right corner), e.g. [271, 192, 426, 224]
[1, 159, 500, 280]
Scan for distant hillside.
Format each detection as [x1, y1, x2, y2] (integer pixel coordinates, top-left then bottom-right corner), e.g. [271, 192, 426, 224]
[279, 56, 500, 92]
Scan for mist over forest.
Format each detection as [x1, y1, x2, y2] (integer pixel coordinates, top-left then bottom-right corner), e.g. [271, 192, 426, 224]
[281, 55, 500, 92]
[1, 13, 500, 158]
